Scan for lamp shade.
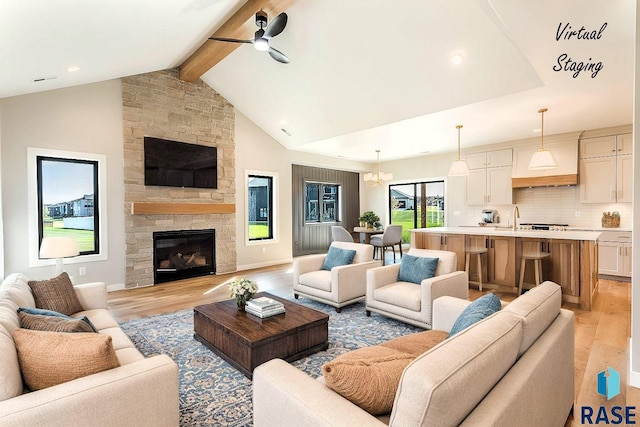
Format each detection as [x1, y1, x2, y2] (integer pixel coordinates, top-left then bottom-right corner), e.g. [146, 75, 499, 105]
[448, 159, 470, 176]
[528, 149, 557, 170]
[39, 237, 79, 259]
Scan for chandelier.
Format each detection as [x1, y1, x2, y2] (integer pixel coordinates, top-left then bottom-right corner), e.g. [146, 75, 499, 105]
[364, 150, 393, 187]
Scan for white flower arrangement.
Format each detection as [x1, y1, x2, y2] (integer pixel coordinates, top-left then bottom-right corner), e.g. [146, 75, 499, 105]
[229, 278, 259, 301]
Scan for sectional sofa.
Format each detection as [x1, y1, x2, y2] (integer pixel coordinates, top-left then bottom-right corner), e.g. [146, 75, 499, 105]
[0, 273, 179, 426]
[253, 281, 574, 426]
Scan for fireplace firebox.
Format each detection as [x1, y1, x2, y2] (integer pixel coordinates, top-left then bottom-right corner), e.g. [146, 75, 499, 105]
[152, 229, 215, 284]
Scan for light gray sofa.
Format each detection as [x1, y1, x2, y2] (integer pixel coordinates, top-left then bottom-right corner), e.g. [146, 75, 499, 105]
[253, 281, 574, 426]
[0, 273, 179, 427]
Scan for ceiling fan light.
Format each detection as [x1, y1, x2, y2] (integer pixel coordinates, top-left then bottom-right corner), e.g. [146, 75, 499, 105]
[528, 149, 557, 170]
[254, 38, 269, 51]
[448, 159, 470, 176]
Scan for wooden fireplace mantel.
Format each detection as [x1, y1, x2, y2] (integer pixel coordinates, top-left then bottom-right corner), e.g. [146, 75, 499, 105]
[131, 202, 235, 215]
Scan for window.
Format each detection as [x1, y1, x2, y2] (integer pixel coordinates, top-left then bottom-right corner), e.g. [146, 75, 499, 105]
[305, 182, 340, 223]
[247, 172, 276, 242]
[37, 156, 99, 255]
[389, 180, 445, 242]
[27, 147, 108, 267]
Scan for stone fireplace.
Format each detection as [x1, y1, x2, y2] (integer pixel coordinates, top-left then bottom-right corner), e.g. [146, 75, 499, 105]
[122, 69, 237, 288]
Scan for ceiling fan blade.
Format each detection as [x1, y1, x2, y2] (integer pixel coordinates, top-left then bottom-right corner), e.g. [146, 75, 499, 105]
[208, 37, 253, 44]
[263, 12, 288, 39]
[268, 47, 290, 64]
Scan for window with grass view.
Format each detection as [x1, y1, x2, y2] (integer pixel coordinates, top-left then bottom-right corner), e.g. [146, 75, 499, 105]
[389, 180, 444, 243]
[37, 156, 99, 256]
[248, 175, 273, 240]
[305, 182, 339, 223]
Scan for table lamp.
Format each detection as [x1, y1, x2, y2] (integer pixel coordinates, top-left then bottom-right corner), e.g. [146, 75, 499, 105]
[39, 237, 79, 275]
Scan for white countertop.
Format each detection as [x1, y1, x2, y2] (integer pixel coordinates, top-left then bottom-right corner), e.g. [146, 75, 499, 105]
[411, 226, 602, 241]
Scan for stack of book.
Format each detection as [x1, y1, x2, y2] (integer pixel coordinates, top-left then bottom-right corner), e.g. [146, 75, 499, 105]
[246, 296, 286, 318]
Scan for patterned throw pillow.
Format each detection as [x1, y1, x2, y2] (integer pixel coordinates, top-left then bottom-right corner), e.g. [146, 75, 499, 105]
[27, 272, 84, 316]
[18, 311, 95, 333]
[12, 329, 120, 390]
[321, 246, 357, 271]
[448, 293, 501, 337]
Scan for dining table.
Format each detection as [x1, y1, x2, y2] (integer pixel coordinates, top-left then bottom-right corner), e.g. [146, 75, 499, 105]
[353, 226, 384, 244]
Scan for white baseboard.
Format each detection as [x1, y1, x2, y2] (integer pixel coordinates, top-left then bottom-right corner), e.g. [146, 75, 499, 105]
[107, 283, 126, 292]
[630, 338, 640, 389]
[236, 258, 293, 272]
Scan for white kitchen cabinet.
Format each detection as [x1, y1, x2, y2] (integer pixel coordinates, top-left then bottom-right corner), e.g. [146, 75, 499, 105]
[598, 231, 632, 277]
[465, 149, 512, 205]
[580, 134, 632, 203]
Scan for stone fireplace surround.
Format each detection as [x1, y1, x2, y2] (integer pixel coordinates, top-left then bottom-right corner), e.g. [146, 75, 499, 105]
[122, 69, 237, 288]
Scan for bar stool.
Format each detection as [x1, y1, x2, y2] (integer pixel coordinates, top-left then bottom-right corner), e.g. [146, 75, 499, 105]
[518, 252, 551, 294]
[465, 248, 487, 292]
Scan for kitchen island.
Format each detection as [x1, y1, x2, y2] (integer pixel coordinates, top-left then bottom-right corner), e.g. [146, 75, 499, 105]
[410, 227, 601, 310]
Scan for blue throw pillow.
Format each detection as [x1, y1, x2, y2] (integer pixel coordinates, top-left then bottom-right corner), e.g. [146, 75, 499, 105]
[397, 254, 439, 284]
[18, 307, 69, 318]
[321, 246, 357, 271]
[448, 293, 501, 337]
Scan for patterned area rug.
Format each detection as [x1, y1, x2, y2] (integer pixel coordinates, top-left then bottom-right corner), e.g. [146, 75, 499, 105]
[120, 298, 421, 426]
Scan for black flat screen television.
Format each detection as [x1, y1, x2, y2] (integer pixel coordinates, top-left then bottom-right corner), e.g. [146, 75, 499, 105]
[144, 137, 217, 189]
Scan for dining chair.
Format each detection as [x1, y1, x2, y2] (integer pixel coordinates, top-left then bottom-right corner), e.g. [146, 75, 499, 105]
[370, 225, 403, 265]
[331, 226, 354, 243]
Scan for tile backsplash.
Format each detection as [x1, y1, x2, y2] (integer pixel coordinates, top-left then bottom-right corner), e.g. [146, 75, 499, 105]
[451, 186, 632, 230]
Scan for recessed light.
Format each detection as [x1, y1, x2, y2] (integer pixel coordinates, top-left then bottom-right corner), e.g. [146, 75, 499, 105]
[67, 66, 80, 72]
[451, 53, 464, 65]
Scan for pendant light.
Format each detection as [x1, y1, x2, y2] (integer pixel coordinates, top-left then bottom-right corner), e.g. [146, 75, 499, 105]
[528, 108, 557, 170]
[448, 125, 470, 176]
[364, 150, 393, 187]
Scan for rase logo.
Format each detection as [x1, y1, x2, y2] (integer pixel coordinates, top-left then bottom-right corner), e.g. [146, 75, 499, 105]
[597, 367, 621, 400]
[580, 367, 636, 425]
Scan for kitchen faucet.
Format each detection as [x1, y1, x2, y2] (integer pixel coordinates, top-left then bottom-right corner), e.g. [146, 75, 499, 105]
[513, 205, 520, 231]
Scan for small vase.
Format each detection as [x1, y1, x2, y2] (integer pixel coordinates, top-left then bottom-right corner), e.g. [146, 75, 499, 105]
[236, 293, 253, 311]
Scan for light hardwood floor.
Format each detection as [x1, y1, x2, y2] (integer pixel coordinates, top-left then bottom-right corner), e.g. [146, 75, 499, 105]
[108, 260, 639, 424]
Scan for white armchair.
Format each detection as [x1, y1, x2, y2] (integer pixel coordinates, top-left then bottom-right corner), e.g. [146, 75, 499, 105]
[365, 248, 469, 329]
[293, 242, 382, 312]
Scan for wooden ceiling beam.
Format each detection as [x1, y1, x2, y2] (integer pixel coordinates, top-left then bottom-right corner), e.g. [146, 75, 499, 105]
[179, 0, 297, 82]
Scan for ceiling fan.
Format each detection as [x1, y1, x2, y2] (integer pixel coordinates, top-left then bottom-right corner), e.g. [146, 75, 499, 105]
[208, 11, 290, 64]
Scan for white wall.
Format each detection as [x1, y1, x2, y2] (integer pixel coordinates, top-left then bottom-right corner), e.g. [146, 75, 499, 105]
[0, 80, 125, 284]
[234, 109, 369, 270]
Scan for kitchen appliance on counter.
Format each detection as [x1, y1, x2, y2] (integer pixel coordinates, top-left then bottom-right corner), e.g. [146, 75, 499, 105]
[518, 223, 569, 231]
[481, 209, 499, 224]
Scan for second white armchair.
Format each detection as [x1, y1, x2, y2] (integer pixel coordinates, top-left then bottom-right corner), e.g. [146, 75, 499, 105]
[365, 248, 469, 329]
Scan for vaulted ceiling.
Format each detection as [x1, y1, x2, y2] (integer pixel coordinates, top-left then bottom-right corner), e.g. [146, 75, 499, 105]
[1, 0, 634, 162]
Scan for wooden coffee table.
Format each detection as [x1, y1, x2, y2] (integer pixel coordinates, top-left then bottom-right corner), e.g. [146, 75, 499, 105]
[193, 292, 329, 379]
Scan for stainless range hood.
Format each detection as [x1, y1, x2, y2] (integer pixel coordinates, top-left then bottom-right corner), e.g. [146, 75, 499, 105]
[511, 133, 580, 188]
